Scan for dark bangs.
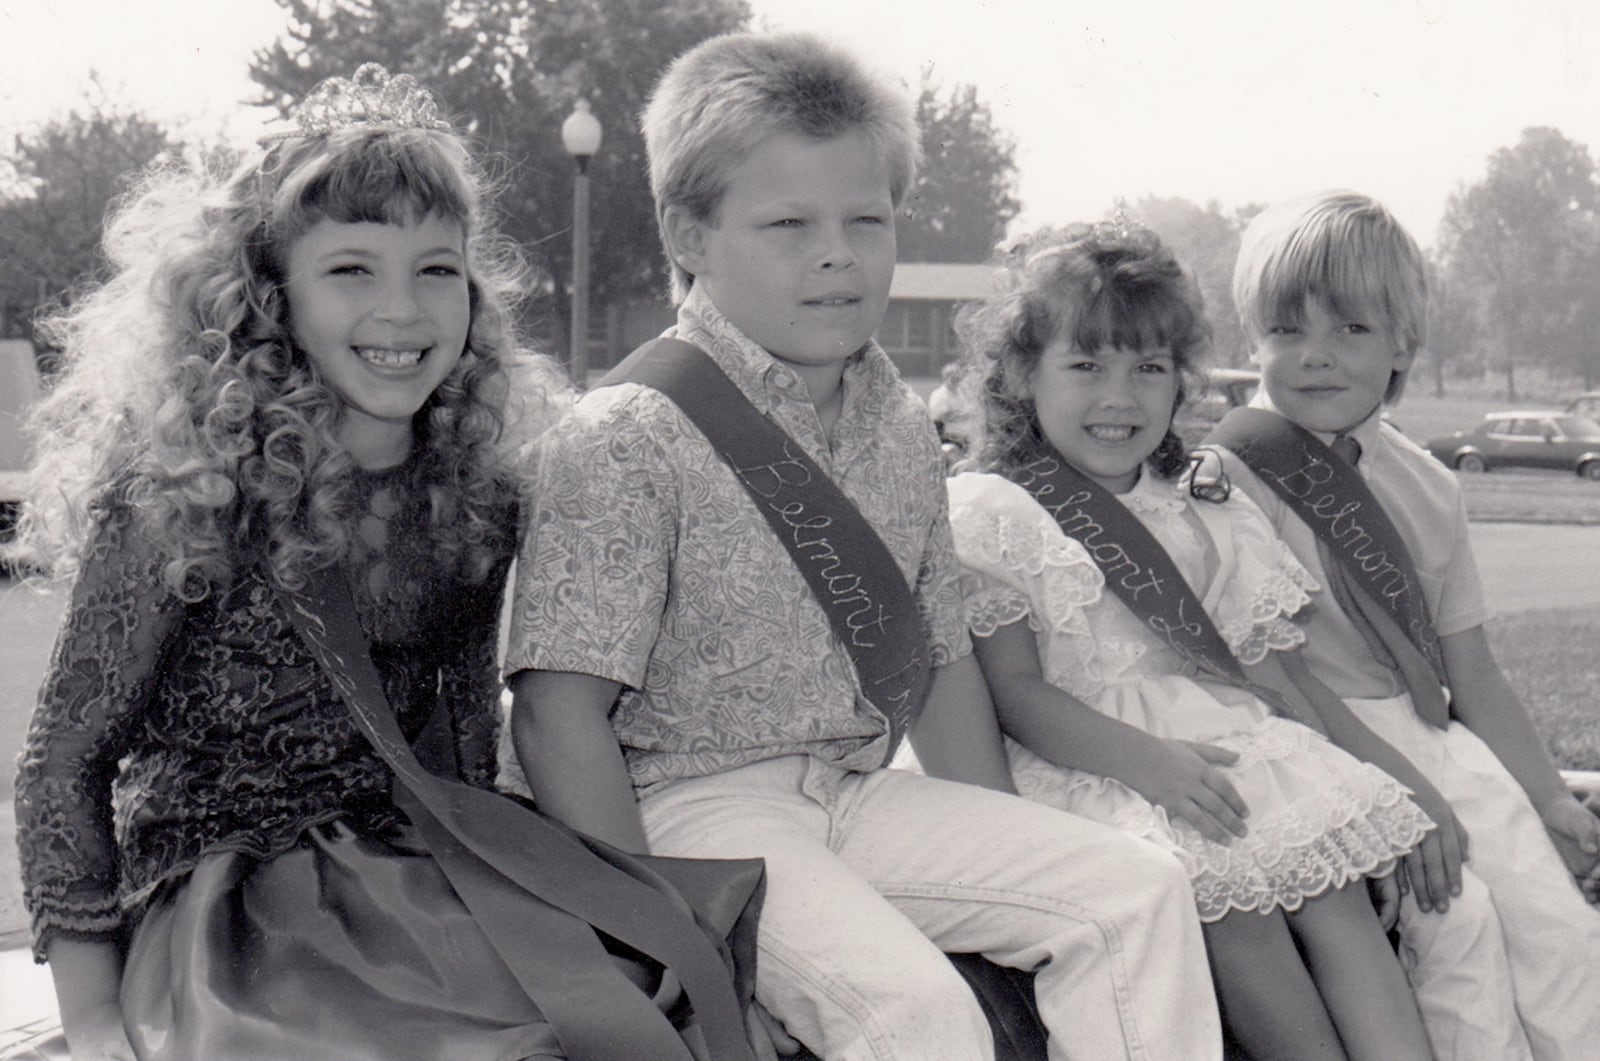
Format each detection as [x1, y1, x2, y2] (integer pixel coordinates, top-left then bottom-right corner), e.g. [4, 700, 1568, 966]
[1058, 269, 1206, 359]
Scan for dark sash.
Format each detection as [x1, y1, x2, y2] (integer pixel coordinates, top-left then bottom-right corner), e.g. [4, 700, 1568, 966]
[1004, 451, 1299, 716]
[1205, 408, 1446, 682]
[276, 575, 761, 1061]
[601, 338, 932, 766]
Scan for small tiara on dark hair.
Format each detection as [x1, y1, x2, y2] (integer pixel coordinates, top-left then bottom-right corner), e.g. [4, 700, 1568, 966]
[1025, 201, 1146, 267]
[261, 63, 450, 143]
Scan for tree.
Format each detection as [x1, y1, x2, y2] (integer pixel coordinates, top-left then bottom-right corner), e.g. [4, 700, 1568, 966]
[1130, 196, 1262, 368]
[250, 0, 750, 358]
[1435, 126, 1600, 397]
[0, 97, 176, 353]
[898, 75, 1019, 263]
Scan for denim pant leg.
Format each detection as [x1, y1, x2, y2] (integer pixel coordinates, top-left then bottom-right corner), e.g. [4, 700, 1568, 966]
[829, 764, 1220, 1061]
[641, 757, 994, 1061]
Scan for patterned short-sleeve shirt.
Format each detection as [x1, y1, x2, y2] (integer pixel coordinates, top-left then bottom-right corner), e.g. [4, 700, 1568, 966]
[505, 287, 969, 791]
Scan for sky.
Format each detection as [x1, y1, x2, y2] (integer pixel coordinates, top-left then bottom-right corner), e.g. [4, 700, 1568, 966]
[3, 0, 1599, 249]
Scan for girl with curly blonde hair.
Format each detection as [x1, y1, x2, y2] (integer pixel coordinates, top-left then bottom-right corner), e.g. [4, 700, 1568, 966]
[11, 67, 759, 1061]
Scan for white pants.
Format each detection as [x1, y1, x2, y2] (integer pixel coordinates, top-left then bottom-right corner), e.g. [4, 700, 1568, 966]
[1350, 696, 1600, 1061]
[639, 755, 1221, 1061]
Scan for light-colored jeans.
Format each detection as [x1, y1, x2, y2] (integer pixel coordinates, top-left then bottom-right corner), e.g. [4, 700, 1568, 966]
[639, 755, 1221, 1061]
[1350, 695, 1600, 1061]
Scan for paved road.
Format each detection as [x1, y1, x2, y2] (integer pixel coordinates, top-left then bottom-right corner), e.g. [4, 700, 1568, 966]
[1468, 522, 1600, 615]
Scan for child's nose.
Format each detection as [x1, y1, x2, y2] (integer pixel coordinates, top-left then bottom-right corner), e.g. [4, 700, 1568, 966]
[374, 279, 423, 324]
[1298, 338, 1335, 367]
[1101, 372, 1139, 407]
[816, 225, 859, 271]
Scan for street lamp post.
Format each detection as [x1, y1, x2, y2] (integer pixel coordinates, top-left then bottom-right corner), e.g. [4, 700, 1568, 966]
[561, 99, 602, 386]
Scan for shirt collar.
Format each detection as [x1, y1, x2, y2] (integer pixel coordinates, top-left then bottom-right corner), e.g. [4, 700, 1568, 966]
[1247, 387, 1385, 454]
[671, 283, 892, 422]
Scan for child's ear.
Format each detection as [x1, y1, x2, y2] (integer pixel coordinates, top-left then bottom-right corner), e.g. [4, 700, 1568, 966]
[663, 205, 708, 277]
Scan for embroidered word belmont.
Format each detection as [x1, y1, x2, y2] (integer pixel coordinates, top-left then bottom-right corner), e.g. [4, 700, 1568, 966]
[1269, 444, 1415, 604]
[734, 441, 893, 650]
[1016, 473, 1167, 602]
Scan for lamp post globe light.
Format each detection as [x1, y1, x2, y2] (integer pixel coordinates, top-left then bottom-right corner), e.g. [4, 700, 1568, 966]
[561, 99, 602, 386]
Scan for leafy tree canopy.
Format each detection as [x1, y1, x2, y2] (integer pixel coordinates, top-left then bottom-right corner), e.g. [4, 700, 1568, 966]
[250, 0, 750, 343]
[0, 93, 176, 351]
[1436, 126, 1600, 393]
[899, 74, 1019, 263]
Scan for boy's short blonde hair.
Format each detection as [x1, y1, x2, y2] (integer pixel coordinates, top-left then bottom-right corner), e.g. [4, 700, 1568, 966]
[642, 31, 920, 302]
[1233, 189, 1427, 403]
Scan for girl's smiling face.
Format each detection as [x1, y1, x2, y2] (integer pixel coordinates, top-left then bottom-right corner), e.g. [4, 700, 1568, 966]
[1028, 338, 1178, 494]
[285, 214, 470, 465]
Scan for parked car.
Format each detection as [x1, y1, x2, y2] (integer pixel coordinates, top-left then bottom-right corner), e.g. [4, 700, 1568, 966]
[1424, 410, 1600, 479]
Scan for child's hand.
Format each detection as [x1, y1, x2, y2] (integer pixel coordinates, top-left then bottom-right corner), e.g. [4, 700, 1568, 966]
[746, 999, 802, 1059]
[1384, 770, 1468, 914]
[1540, 794, 1600, 903]
[1128, 738, 1249, 846]
[1367, 871, 1401, 932]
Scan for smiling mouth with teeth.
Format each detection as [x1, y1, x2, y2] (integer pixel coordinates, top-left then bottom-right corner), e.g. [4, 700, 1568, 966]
[1086, 425, 1138, 441]
[356, 347, 426, 368]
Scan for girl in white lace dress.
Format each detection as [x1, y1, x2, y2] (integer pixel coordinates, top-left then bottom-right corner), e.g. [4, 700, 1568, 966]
[944, 219, 1436, 1061]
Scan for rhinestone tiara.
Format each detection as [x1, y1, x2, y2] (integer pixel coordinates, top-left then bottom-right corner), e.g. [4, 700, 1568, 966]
[262, 63, 450, 142]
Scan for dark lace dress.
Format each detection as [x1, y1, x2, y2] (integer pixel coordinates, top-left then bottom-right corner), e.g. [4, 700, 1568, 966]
[13, 462, 565, 1060]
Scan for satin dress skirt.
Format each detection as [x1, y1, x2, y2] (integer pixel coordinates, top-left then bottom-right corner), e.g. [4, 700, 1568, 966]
[121, 819, 566, 1061]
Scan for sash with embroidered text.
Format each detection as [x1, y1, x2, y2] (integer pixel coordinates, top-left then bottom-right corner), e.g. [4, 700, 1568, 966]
[1004, 449, 1299, 715]
[1204, 408, 1448, 726]
[276, 574, 762, 1061]
[601, 338, 932, 766]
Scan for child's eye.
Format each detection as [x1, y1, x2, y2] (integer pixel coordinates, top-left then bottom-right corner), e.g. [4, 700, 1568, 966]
[1341, 322, 1371, 335]
[1066, 360, 1100, 372]
[328, 264, 370, 277]
[853, 214, 886, 226]
[421, 264, 462, 278]
[1137, 361, 1171, 374]
[1266, 324, 1299, 336]
[768, 218, 804, 229]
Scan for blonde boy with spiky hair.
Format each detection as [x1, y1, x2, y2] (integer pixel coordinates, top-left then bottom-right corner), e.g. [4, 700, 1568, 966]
[1209, 189, 1600, 1061]
[506, 30, 1221, 1061]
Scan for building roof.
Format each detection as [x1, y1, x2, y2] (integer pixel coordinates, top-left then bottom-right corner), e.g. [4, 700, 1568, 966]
[889, 262, 994, 301]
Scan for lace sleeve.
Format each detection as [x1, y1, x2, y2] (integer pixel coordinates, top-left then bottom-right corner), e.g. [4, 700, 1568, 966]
[947, 474, 1103, 640]
[1204, 493, 1320, 666]
[959, 568, 1035, 639]
[14, 498, 185, 960]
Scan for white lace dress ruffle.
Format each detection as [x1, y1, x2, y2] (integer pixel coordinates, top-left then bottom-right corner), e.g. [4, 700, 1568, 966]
[948, 471, 1432, 922]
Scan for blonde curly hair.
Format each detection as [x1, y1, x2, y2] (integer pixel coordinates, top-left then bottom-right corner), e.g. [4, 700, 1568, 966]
[8, 123, 567, 597]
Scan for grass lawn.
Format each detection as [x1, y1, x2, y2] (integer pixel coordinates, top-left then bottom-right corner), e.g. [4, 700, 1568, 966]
[1490, 605, 1600, 771]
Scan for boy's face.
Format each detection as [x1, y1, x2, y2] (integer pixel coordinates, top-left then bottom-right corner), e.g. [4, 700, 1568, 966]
[668, 128, 896, 372]
[1251, 295, 1412, 435]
